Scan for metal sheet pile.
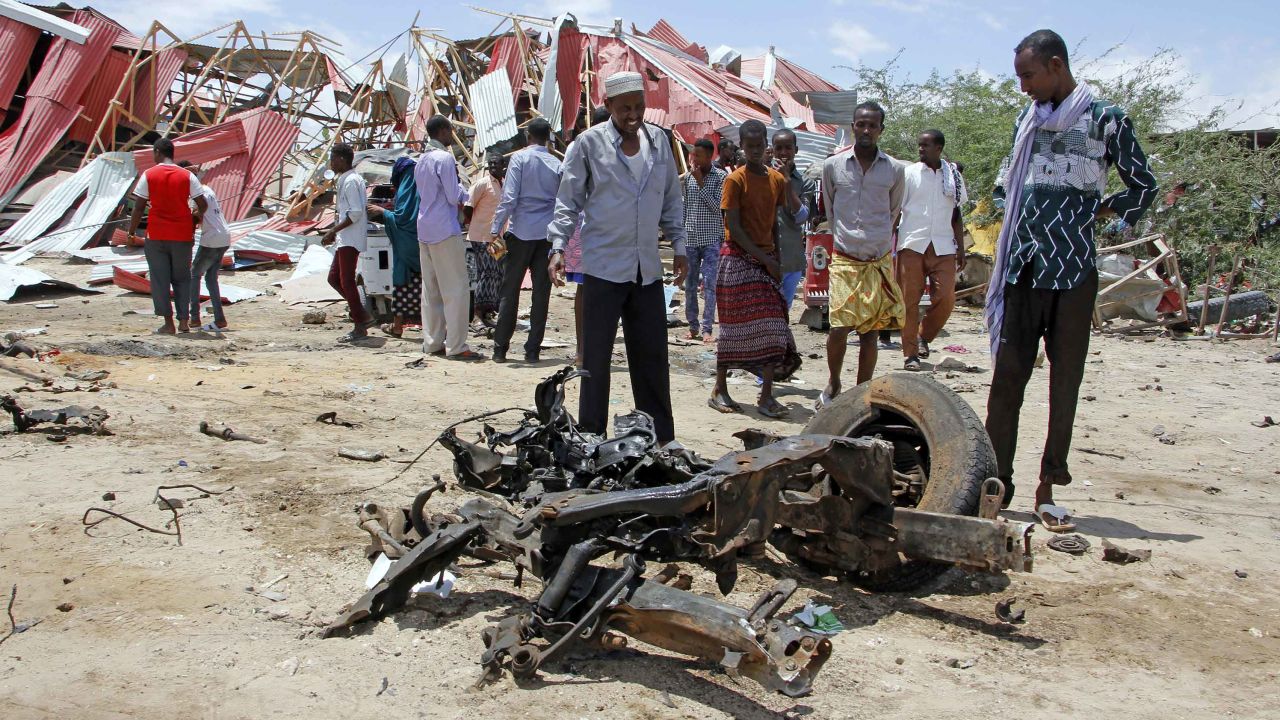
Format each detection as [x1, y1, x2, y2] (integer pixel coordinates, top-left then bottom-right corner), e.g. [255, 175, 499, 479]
[325, 369, 1033, 697]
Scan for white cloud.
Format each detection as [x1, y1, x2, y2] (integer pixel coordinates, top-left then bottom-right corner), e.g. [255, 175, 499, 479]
[827, 21, 891, 65]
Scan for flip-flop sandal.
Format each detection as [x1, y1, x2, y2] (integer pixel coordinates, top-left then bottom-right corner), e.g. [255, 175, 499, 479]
[707, 396, 741, 414]
[200, 322, 224, 332]
[337, 331, 368, 344]
[814, 390, 835, 413]
[1035, 503, 1077, 533]
[904, 356, 921, 371]
[448, 350, 485, 362]
[918, 340, 931, 358]
[757, 399, 789, 419]
[379, 323, 402, 338]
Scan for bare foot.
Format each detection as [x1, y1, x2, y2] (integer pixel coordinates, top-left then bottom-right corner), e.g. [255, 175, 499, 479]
[177, 320, 190, 333]
[702, 333, 714, 344]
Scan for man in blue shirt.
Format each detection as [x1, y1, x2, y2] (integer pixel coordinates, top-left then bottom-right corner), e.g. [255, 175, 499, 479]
[490, 118, 562, 363]
[547, 72, 687, 444]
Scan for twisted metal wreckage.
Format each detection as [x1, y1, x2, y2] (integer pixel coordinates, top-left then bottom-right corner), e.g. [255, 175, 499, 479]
[324, 369, 1033, 697]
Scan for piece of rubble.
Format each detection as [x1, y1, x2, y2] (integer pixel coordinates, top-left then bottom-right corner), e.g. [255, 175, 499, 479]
[995, 597, 1025, 624]
[338, 448, 386, 462]
[1101, 540, 1151, 564]
[1251, 416, 1276, 428]
[937, 357, 983, 373]
[302, 310, 327, 325]
[279, 657, 300, 675]
[1234, 569, 1248, 579]
[1047, 534, 1090, 555]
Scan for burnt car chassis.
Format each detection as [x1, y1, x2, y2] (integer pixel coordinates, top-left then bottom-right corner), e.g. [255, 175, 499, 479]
[325, 369, 1032, 697]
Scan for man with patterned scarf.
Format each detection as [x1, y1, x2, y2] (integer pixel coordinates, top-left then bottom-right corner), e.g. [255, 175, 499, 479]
[985, 29, 1157, 532]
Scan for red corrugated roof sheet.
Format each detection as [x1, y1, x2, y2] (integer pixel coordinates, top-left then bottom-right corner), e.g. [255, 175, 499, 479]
[640, 20, 708, 63]
[0, 16, 40, 112]
[67, 49, 133, 145]
[487, 35, 529, 105]
[740, 55, 842, 95]
[0, 9, 119, 201]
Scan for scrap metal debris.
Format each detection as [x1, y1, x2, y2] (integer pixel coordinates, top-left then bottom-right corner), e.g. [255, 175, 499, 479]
[2, 395, 109, 434]
[1101, 540, 1151, 564]
[1047, 534, 1092, 555]
[995, 596, 1026, 624]
[82, 483, 234, 546]
[317, 411, 361, 428]
[198, 421, 267, 444]
[322, 368, 1034, 698]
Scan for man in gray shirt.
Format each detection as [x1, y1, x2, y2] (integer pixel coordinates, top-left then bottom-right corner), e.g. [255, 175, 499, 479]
[772, 129, 815, 312]
[818, 101, 906, 408]
[548, 71, 688, 444]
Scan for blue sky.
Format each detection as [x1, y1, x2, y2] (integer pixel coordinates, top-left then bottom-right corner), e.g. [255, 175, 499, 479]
[91, 0, 1279, 128]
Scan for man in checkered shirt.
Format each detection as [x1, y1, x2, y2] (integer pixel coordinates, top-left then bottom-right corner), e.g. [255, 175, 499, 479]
[682, 138, 727, 342]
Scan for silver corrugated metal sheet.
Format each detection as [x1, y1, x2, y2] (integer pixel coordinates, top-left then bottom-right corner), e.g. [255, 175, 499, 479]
[792, 91, 859, 125]
[1, 152, 135, 265]
[233, 230, 314, 262]
[89, 259, 146, 283]
[1, 161, 97, 246]
[470, 68, 518, 153]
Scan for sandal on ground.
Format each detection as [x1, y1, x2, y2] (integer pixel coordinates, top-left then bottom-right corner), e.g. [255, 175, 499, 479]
[447, 350, 485, 362]
[904, 355, 921, 371]
[337, 331, 368, 343]
[918, 339, 931, 359]
[707, 394, 741, 414]
[380, 323, 402, 338]
[200, 322, 224, 332]
[1035, 503, 1077, 533]
[757, 397, 789, 419]
[814, 390, 836, 413]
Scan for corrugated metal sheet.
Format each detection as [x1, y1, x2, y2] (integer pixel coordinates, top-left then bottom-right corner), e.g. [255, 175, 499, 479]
[120, 47, 188, 133]
[1, 152, 135, 265]
[716, 123, 835, 175]
[0, 160, 96, 246]
[0, 263, 90, 301]
[229, 109, 299, 221]
[134, 120, 248, 172]
[67, 48, 133, 145]
[471, 68, 518, 153]
[0, 0, 88, 43]
[0, 16, 40, 110]
[742, 55, 843, 95]
[0, 9, 118, 204]
[486, 35, 528, 104]
[233, 230, 313, 262]
[795, 91, 860, 125]
[641, 19, 707, 63]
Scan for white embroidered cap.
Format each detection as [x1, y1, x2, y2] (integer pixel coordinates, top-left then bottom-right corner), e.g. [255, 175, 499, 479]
[604, 71, 644, 98]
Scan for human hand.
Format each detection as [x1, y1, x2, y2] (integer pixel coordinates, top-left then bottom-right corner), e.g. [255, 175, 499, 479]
[548, 252, 565, 287]
[956, 252, 967, 273]
[321, 230, 336, 245]
[366, 204, 383, 220]
[672, 254, 688, 285]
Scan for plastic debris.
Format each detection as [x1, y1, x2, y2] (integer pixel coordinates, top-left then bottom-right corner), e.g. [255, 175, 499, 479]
[791, 600, 844, 635]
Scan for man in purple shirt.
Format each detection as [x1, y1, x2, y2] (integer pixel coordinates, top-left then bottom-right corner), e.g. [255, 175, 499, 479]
[414, 115, 481, 360]
[490, 118, 562, 363]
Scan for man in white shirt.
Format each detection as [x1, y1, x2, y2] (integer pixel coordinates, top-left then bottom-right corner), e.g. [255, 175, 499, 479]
[180, 162, 232, 330]
[320, 143, 374, 343]
[895, 129, 968, 370]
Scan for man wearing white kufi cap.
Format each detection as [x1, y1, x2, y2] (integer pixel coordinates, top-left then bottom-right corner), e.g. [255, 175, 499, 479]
[547, 70, 688, 445]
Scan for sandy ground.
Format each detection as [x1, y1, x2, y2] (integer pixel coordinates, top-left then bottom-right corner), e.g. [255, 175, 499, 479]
[1, 255, 1278, 720]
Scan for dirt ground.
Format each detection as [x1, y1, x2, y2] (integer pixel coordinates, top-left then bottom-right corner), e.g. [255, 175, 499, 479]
[1, 255, 1277, 720]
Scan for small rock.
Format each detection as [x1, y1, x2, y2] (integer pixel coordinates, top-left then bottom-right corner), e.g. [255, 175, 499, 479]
[945, 658, 975, 669]
[659, 690, 676, 708]
[101, 492, 116, 501]
[266, 606, 291, 620]
[894, 657, 905, 665]
[156, 496, 185, 510]
[1151, 425, 1166, 437]
[259, 590, 288, 602]
[279, 656, 300, 675]
[1248, 627, 1264, 638]
[1083, 395, 1096, 401]
[56, 602, 74, 612]
[1114, 491, 1126, 500]
[302, 310, 327, 325]
[1101, 539, 1151, 564]
[1234, 569, 1248, 579]
[62, 577, 74, 584]
[1158, 436, 1176, 445]
[1204, 486, 1222, 495]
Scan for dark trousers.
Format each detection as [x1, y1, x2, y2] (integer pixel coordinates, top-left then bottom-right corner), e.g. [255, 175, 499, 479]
[493, 234, 551, 356]
[143, 239, 193, 320]
[985, 266, 1098, 487]
[190, 245, 228, 324]
[328, 246, 370, 324]
[580, 272, 675, 443]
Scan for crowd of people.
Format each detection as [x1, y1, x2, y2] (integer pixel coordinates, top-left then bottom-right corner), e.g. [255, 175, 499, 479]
[125, 28, 1156, 531]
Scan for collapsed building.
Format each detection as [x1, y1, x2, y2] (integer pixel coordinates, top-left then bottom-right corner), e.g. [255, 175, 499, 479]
[0, 3, 853, 301]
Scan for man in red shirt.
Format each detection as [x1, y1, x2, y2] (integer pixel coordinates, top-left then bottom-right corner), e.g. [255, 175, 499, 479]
[128, 138, 207, 334]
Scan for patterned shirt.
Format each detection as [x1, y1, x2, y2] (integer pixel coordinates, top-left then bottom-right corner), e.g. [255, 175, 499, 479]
[996, 99, 1157, 290]
[681, 167, 726, 247]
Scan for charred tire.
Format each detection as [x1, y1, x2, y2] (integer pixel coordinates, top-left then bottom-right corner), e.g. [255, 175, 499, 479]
[803, 373, 996, 591]
[1170, 290, 1273, 331]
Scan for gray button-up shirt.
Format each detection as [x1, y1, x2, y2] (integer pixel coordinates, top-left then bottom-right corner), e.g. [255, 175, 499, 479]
[549, 120, 686, 285]
[777, 167, 815, 273]
[821, 148, 905, 259]
[492, 145, 562, 241]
